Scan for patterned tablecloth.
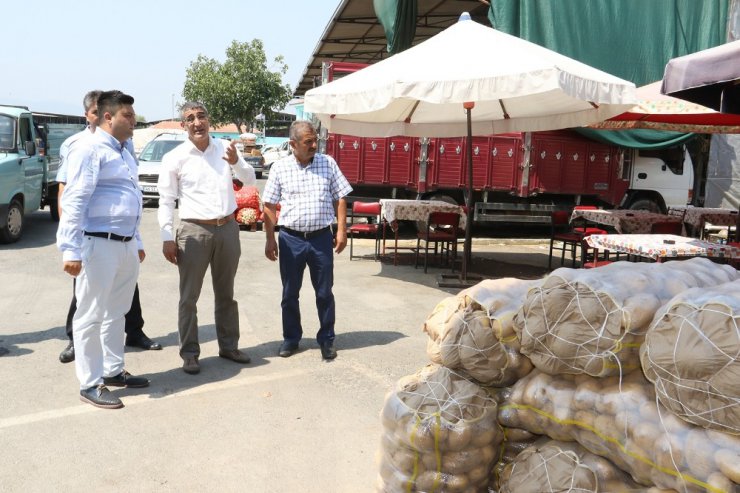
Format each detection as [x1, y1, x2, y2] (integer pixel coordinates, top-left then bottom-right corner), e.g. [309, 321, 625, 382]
[570, 209, 682, 234]
[380, 199, 467, 230]
[668, 206, 739, 229]
[586, 234, 740, 261]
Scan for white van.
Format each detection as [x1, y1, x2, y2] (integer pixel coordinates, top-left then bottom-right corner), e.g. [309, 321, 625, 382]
[137, 132, 187, 203]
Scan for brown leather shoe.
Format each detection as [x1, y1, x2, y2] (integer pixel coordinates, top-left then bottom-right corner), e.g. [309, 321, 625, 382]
[218, 349, 251, 364]
[182, 356, 200, 374]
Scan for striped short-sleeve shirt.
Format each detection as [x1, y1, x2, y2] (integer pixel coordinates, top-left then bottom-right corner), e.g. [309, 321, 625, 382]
[262, 153, 352, 232]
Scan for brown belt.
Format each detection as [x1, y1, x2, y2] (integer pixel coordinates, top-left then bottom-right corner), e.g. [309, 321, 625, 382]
[184, 216, 234, 226]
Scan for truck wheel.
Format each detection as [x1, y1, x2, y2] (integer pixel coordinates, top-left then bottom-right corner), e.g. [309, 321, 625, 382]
[0, 200, 24, 244]
[256, 172, 263, 179]
[628, 198, 662, 214]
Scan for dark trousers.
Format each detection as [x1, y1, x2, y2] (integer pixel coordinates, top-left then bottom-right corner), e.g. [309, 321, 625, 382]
[278, 229, 336, 346]
[65, 281, 145, 341]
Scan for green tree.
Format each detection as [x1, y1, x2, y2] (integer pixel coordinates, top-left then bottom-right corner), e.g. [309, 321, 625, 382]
[182, 39, 291, 134]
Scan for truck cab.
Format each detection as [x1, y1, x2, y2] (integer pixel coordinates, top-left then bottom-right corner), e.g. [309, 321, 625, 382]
[0, 106, 45, 243]
[623, 146, 694, 213]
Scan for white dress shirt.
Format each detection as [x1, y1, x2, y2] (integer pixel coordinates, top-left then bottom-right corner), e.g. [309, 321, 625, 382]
[157, 136, 256, 242]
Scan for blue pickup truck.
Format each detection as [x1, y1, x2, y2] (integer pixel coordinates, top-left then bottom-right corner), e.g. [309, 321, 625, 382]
[0, 105, 83, 243]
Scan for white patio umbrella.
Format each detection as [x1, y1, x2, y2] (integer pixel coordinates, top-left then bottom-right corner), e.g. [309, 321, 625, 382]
[305, 13, 636, 282]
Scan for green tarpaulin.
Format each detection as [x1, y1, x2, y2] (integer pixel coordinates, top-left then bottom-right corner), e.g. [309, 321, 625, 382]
[575, 128, 696, 150]
[487, 0, 729, 149]
[374, 0, 417, 54]
[487, 0, 729, 88]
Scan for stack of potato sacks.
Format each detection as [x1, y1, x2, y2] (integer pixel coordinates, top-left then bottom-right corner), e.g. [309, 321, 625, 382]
[376, 278, 538, 492]
[377, 258, 740, 493]
[505, 258, 740, 493]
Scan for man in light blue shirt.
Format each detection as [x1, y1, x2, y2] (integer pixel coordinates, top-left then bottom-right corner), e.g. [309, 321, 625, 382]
[56, 91, 161, 365]
[57, 90, 149, 409]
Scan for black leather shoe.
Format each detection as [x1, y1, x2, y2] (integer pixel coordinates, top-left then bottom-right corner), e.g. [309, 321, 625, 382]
[79, 385, 123, 409]
[103, 370, 150, 388]
[59, 341, 75, 363]
[278, 341, 298, 358]
[320, 342, 337, 360]
[125, 334, 162, 350]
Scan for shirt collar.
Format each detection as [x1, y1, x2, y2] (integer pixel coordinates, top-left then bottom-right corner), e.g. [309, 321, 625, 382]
[92, 128, 126, 151]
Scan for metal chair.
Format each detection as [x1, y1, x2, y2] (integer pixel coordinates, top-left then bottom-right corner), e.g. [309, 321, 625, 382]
[571, 205, 608, 236]
[348, 201, 384, 260]
[548, 211, 582, 269]
[580, 237, 613, 269]
[415, 211, 460, 273]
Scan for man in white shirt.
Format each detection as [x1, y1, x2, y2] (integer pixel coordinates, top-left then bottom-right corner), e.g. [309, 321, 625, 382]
[158, 102, 255, 375]
[57, 90, 149, 409]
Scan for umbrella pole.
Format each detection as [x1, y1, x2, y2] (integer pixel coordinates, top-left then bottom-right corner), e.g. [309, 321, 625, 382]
[461, 106, 474, 281]
[437, 104, 481, 289]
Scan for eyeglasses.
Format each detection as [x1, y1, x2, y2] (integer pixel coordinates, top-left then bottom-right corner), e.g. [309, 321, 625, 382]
[183, 113, 209, 124]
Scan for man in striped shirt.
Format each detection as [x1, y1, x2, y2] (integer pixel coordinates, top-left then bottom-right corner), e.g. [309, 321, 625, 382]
[262, 120, 353, 360]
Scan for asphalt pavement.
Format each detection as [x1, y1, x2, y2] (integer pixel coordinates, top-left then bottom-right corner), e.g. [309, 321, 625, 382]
[0, 205, 551, 492]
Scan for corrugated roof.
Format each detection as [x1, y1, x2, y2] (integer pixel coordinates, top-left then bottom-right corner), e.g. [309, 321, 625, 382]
[294, 0, 490, 96]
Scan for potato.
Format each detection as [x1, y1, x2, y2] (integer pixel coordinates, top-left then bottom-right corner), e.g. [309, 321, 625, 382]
[470, 427, 499, 448]
[573, 379, 600, 410]
[390, 447, 417, 472]
[442, 449, 480, 475]
[684, 428, 719, 479]
[503, 427, 536, 443]
[714, 448, 740, 483]
[445, 425, 472, 452]
[415, 451, 436, 472]
[467, 464, 488, 486]
[415, 470, 469, 493]
[706, 472, 734, 493]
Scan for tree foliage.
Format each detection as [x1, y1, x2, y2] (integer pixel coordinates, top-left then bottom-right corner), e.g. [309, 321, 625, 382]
[182, 39, 291, 133]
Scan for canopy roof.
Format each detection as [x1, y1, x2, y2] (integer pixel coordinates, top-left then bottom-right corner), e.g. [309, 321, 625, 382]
[294, 0, 490, 97]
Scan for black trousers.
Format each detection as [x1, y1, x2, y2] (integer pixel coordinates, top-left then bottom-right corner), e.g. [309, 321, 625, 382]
[65, 281, 145, 341]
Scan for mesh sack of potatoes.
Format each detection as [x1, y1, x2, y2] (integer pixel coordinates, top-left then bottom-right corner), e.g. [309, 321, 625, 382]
[514, 258, 739, 377]
[641, 279, 740, 435]
[498, 438, 651, 493]
[498, 369, 740, 492]
[423, 278, 538, 386]
[376, 365, 503, 493]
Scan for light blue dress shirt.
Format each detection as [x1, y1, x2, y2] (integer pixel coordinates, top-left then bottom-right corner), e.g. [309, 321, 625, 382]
[56, 129, 143, 261]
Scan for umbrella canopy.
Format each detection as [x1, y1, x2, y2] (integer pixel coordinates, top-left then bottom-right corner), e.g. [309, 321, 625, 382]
[304, 14, 636, 137]
[591, 81, 740, 133]
[661, 40, 740, 114]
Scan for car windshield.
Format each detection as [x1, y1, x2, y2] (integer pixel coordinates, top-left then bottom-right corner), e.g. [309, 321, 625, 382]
[0, 114, 15, 151]
[139, 139, 182, 162]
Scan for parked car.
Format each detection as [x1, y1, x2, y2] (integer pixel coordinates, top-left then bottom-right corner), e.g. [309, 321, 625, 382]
[262, 139, 291, 168]
[137, 132, 187, 204]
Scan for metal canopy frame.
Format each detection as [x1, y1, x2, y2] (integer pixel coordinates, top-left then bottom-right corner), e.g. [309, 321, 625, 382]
[294, 0, 490, 96]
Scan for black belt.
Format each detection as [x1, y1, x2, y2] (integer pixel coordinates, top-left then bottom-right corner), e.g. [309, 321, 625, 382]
[84, 231, 134, 242]
[280, 226, 331, 239]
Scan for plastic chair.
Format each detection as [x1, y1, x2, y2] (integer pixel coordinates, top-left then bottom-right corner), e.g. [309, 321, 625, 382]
[650, 221, 683, 235]
[548, 211, 581, 269]
[415, 211, 460, 273]
[348, 201, 384, 260]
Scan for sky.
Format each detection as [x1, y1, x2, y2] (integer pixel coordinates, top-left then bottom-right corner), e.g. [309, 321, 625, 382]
[1, 0, 342, 121]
